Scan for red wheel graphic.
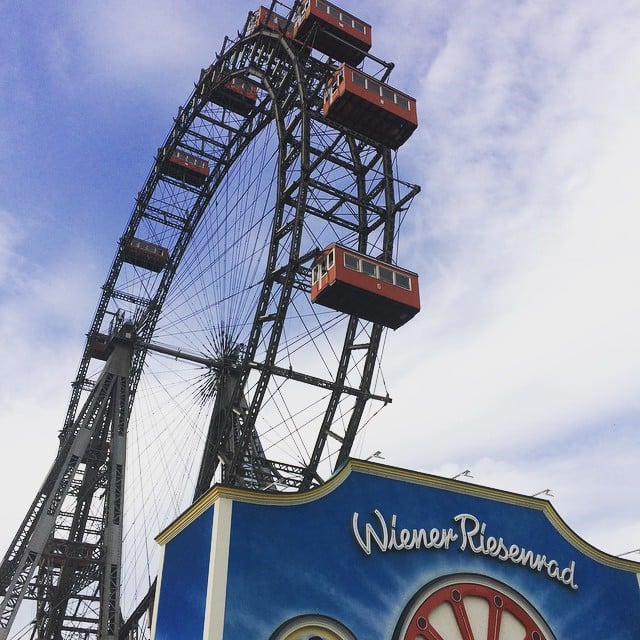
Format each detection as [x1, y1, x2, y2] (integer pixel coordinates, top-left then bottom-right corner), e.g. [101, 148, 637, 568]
[396, 575, 555, 640]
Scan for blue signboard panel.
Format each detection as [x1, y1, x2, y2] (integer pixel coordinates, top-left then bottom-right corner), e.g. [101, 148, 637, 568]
[154, 462, 640, 639]
[154, 505, 214, 639]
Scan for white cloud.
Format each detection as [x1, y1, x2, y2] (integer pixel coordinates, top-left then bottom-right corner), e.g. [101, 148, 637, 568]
[422, 425, 640, 557]
[67, 2, 255, 93]
[363, 0, 640, 555]
[0, 209, 100, 552]
[0, 210, 23, 285]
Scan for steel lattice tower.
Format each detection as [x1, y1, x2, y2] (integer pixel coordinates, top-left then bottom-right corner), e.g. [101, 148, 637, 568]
[0, 325, 134, 638]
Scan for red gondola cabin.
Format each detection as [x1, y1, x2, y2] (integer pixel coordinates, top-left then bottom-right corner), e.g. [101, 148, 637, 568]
[248, 6, 294, 38]
[122, 237, 169, 273]
[88, 333, 112, 361]
[293, 0, 372, 66]
[323, 65, 418, 149]
[159, 148, 209, 188]
[311, 244, 420, 329]
[201, 66, 259, 116]
[212, 76, 259, 116]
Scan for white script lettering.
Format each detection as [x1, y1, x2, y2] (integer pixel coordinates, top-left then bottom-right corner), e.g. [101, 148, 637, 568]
[351, 510, 458, 556]
[352, 510, 578, 591]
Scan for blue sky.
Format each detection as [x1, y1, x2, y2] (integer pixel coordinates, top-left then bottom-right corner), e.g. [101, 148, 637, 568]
[1, 0, 640, 609]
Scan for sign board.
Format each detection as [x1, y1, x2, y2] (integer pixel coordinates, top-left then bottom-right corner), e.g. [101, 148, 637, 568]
[152, 460, 640, 639]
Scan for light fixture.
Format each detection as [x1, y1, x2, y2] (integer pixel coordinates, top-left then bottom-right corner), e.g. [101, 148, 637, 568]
[531, 489, 554, 498]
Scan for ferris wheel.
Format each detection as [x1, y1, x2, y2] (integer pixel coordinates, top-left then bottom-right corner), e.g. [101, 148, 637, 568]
[0, 2, 420, 638]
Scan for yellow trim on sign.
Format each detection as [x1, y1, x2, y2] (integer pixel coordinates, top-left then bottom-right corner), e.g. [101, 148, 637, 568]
[154, 459, 640, 573]
[155, 464, 352, 543]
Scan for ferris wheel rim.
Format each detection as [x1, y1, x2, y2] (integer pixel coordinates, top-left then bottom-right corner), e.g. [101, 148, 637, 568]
[65, 26, 398, 493]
